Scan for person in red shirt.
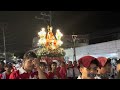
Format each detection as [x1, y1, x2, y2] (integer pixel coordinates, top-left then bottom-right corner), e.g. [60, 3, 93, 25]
[9, 51, 46, 79]
[97, 59, 112, 79]
[57, 66, 60, 73]
[48, 62, 61, 79]
[78, 59, 101, 79]
[59, 61, 67, 79]
[11, 66, 15, 72]
[39, 62, 49, 79]
[47, 63, 52, 72]
[11, 63, 18, 72]
[57, 60, 61, 72]
[52, 60, 61, 73]
[0, 63, 12, 79]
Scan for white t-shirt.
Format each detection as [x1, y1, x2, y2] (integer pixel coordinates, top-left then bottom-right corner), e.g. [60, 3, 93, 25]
[15, 64, 21, 70]
[73, 67, 80, 77]
[77, 75, 81, 79]
[67, 68, 74, 77]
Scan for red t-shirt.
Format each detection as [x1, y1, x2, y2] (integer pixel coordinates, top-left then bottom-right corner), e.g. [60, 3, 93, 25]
[9, 67, 38, 79]
[57, 67, 60, 72]
[48, 71, 61, 79]
[0, 72, 11, 79]
[66, 64, 68, 69]
[59, 67, 67, 79]
[11, 66, 17, 72]
[44, 72, 49, 79]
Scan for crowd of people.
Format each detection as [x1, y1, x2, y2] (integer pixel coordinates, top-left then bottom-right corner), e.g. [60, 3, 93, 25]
[0, 51, 120, 79]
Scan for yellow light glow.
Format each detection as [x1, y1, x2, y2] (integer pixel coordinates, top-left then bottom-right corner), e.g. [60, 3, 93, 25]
[41, 28, 45, 31]
[51, 45, 56, 50]
[56, 29, 60, 32]
[38, 32, 41, 36]
[56, 40, 63, 46]
[50, 27, 52, 31]
[56, 29, 63, 40]
[38, 26, 63, 49]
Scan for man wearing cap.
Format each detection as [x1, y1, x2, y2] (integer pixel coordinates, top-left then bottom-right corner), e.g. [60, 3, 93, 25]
[97, 59, 113, 79]
[78, 59, 101, 79]
[9, 51, 46, 79]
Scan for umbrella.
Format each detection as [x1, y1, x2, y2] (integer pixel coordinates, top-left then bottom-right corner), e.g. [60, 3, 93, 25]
[78, 56, 96, 68]
[97, 57, 108, 67]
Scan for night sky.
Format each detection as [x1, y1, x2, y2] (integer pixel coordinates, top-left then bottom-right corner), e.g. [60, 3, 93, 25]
[0, 11, 120, 52]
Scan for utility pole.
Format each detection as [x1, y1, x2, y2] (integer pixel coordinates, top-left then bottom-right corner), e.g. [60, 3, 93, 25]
[49, 11, 52, 26]
[72, 35, 77, 61]
[35, 11, 52, 26]
[0, 23, 7, 60]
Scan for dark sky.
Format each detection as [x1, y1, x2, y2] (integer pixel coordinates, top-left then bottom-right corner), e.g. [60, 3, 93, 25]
[0, 11, 120, 52]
